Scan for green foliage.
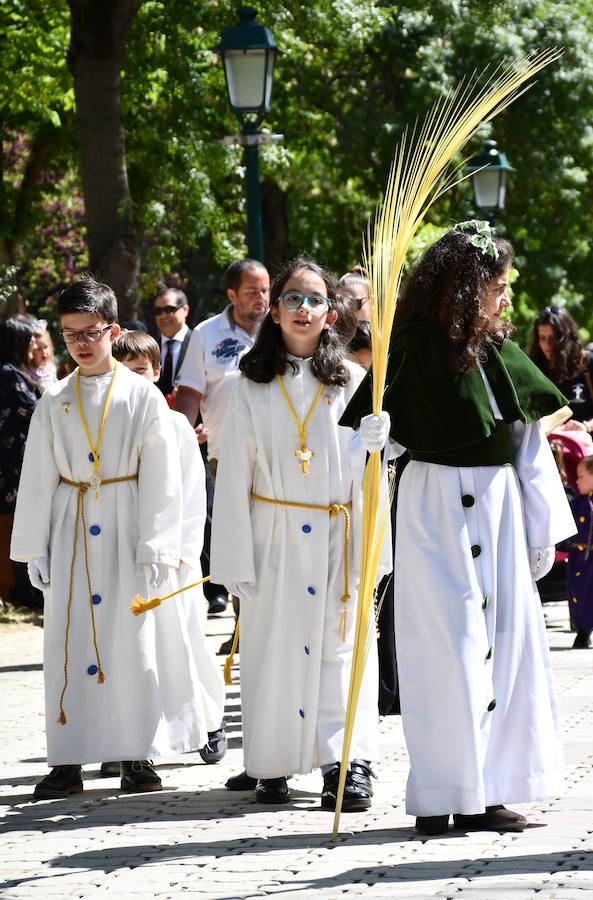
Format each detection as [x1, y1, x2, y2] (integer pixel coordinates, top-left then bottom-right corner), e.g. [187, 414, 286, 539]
[3, 0, 593, 339]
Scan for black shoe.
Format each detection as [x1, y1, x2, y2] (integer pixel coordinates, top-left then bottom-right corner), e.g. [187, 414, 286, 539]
[199, 726, 228, 764]
[217, 634, 238, 656]
[255, 777, 291, 804]
[100, 761, 120, 778]
[415, 815, 450, 835]
[208, 594, 227, 615]
[226, 770, 258, 791]
[453, 805, 527, 832]
[572, 629, 592, 649]
[120, 760, 162, 793]
[321, 762, 373, 812]
[33, 765, 83, 800]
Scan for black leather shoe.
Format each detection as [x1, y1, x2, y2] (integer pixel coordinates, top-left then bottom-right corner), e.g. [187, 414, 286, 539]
[199, 726, 228, 764]
[572, 629, 592, 649]
[454, 805, 527, 832]
[120, 760, 162, 793]
[226, 770, 258, 791]
[415, 815, 450, 835]
[33, 765, 83, 800]
[255, 777, 291, 804]
[208, 595, 227, 615]
[100, 761, 120, 778]
[217, 634, 238, 656]
[321, 762, 373, 812]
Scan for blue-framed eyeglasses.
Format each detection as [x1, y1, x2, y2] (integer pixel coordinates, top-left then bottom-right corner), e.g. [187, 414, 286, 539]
[279, 291, 330, 312]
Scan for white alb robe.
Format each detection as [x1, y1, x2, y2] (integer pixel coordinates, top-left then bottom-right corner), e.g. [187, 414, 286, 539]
[171, 410, 225, 732]
[11, 365, 208, 764]
[211, 358, 391, 779]
[393, 369, 576, 817]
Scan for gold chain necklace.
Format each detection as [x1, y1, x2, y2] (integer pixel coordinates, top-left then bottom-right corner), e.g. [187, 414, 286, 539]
[278, 374, 324, 474]
[75, 362, 119, 498]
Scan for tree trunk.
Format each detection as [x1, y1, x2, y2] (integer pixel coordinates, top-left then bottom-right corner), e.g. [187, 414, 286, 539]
[67, 0, 142, 319]
[261, 177, 289, 271]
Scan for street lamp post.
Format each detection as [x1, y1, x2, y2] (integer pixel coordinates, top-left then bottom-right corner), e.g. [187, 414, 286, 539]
[464, 139, 515, 228]
[217, 6, 279, 261]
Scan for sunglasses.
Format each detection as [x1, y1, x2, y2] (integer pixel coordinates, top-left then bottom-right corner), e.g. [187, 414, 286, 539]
[154, 304, 184, 316]
[278, 291, 330, 312]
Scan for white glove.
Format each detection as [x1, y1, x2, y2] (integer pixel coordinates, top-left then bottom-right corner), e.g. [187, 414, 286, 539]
[359, 412, 391, 453]
[27, 557, 50, 592]
[227, 582, 255, 603]
[529, 546, 556, 581]
[145, 563, 171, 589]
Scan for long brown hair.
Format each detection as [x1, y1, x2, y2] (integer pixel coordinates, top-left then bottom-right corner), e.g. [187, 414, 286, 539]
[394, 226, 514, 373]
[527, 307, 583, 384]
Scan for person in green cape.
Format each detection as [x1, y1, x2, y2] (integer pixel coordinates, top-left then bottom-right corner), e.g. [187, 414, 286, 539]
[344, 221, 576, 835]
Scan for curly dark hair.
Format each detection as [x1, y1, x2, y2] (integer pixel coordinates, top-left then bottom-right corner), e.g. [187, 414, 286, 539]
[394, 225, 514, 373]
[239, 255, 356, 386]
[526, 307, 583, 384]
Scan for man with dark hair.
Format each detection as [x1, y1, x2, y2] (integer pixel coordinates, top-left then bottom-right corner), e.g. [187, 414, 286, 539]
[153, 287, 191, 399]
[174, 259, 269, 621]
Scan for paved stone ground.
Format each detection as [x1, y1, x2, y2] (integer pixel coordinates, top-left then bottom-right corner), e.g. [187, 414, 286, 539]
[1, 601, 592, 900]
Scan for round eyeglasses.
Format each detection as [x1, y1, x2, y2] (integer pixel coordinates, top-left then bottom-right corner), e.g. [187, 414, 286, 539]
[279, 291, 330, 312]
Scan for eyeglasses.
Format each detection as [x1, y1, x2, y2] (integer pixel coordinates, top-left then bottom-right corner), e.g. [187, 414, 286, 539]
[154, 304, 184, 316]
[279, 291, 330, 312]
[60, 325, 112, 344]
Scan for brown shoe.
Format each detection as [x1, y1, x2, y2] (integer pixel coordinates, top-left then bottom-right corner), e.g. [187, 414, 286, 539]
[454, 805, 527, 832]
[415, 814, 449, 835]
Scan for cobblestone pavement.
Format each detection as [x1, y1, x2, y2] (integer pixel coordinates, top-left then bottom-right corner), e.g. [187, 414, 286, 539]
[1, 601, 592, 899]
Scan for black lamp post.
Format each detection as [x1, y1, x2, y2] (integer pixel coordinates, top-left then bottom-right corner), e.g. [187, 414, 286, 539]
[464, 139, 515, 228]
[217, 6, 278, 261]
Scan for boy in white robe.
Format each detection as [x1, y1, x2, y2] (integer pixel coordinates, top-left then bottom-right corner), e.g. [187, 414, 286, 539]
[11, 277, 208, 799]
[112, 330, 227, 762]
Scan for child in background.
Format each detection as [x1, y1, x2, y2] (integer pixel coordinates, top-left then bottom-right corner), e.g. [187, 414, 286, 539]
[211, 256, 391, 810]
[28, 322, 57, 391]
[11, 277, 208, 799]
[112, 330, 227, 760]
[567, 454, 593, 648]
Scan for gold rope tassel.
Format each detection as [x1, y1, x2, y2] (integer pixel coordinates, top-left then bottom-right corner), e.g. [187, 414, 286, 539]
[131, 576, 211, 615]
[223, 617, 241, 685]
[251, 493, 352, 641]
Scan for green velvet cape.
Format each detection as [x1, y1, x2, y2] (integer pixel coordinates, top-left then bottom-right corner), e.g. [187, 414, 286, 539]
[340, 321, 568, 466]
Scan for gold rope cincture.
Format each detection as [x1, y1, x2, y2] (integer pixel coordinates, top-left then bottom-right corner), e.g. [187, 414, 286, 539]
[278, 376, 325, 474]
[130, 575, 211, 615]
[58, 473, 138, 725]
[251, 492, 352, 640]
[223, 617, 241, 686]
[75, 362, 119, 499]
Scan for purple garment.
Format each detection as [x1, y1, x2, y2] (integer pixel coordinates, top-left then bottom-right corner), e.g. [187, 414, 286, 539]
[567, 492, 593, 629]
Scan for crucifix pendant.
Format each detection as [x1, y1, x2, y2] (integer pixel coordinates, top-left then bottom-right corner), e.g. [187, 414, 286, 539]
[295, 447, 313, 474]
[90, 472, 102, 499]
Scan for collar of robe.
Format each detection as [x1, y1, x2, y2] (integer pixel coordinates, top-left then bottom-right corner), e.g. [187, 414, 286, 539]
[339, 320, 568, 454]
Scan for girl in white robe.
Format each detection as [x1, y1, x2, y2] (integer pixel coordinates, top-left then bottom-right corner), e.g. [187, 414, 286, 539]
[341, 222, 576, 834]
[211, 257, 391, 809]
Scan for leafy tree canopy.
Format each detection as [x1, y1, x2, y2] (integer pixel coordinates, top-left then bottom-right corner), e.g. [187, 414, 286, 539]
[2, 0, 592, 344]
